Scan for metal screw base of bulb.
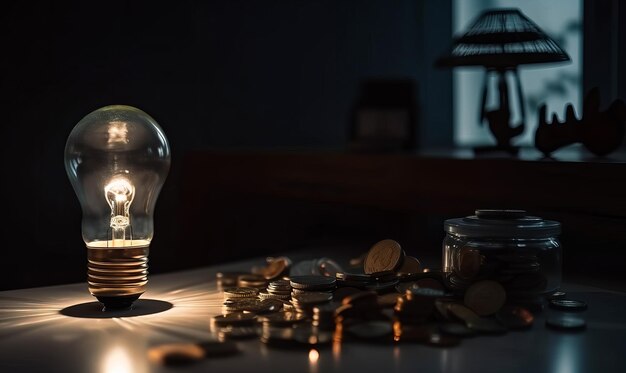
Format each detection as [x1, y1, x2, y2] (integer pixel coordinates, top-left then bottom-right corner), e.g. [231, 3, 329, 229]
[96, 294, 141, 311]
[87, 244, 150, 311]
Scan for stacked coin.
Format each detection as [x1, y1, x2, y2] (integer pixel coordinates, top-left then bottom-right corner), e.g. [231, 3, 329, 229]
[216, 271, 248, 291]
[258, 279, 292, 301]
[335, 271, 399, 292]
[292, 292, 333, 316]
[290, 275, 336, 295]
[210, 237, 584, 350]
[210, 312, 261, 340]
[237, 274, 268, 289]
[222, 287, 259, 313]
[394, 287, 445, 324]
[289, 275, 336, 316]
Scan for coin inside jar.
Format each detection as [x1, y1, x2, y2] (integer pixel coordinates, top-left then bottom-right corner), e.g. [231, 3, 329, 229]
[364, 239, 404, 274]
[457, 247, 482, 280]
[463, 280, 506, 316]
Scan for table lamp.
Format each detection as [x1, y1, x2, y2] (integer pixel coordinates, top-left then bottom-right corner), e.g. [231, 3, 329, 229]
[64, 105, 171, 310]
[435, 8, 570, 154]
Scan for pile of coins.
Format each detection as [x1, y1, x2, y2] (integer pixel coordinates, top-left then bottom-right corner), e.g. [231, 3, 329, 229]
[448, 247, 549, 299]
[210, 239, 587, 350]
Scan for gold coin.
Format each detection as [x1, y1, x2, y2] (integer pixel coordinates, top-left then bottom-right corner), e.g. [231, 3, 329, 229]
[463, 280, 506, 316]
[446, 303, 480, 324]
[397, 256, 421, 274]
[148, 343, 205, 366]
[261, 257, 291, 280]
[364, 239, 404, 274]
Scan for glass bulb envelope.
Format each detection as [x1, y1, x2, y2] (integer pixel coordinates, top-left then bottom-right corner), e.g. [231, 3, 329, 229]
[64, 105, 171, 309]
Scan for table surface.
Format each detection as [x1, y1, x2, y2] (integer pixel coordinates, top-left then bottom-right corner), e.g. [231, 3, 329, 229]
[1, 254, 626, 373]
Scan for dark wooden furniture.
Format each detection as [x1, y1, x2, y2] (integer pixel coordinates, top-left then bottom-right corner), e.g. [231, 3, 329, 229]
[180, 148, 626, 290]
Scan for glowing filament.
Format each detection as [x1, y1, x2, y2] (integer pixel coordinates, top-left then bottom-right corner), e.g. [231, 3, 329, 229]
[104, 177, 135, 246]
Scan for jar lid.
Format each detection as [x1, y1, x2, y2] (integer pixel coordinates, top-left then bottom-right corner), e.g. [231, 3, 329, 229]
[444, 209, 561, 238]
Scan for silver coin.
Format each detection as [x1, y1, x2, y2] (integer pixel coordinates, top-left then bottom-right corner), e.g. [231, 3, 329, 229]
[290, 260, 318, 276]
[439, 322, 476, 337]
[316, 257, 344, 277]
[549, 299, 587, 311]
[292, 292, 333, 305]
[290, 275, 336, 290]
[546, 315, 586, 330]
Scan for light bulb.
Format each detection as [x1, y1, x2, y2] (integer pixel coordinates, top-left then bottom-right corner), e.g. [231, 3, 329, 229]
[64, 105, 171, 310]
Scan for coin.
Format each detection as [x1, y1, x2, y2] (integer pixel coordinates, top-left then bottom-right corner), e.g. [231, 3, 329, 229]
[545, 315, 586, 330]
[364, 239, 404, 274]
[364, 279, 400, 292]
[224, 299, 282, 314]
[261, 257, 291, 280]
[496, 305, 534, 329]
[346, 321, 393, 340]
[546, 291, 567, 299]
[312, 303, 338, 329]
[292, 292, 333, 305]
[342, 291, 378, 307]
[316, 257, 344, 277]
[413, 278, 446, 291]
[196, 340, 239, 357]
[217, 325, 260, 339]
[333, 287, 363, 303]
[290, 275, 337, 290]
[259, 311, 306, 327]
[377, 293, 401, 308]
[434, 299, 458, 321]
[548, 299, 587, 312]
[457, 247, 481, 280]
[447, 303, 480, 324]
[216, 271, 248, 288]
[392, 322, 435, 343]
[212, 312, 257, 327]
[292, 325, 334, 346]
[464, 280, 506, 316]
[397, 256, 421, 274]
[290, 259, 318, 276]
[148, 343, 205, 366]
[238, 274, 268, 288]
[223, 286, 259, 297]
[439, 322, 475, 337]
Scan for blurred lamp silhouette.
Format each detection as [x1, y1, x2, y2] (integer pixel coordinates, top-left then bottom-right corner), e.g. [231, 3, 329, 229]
[436, 8, 570, 154]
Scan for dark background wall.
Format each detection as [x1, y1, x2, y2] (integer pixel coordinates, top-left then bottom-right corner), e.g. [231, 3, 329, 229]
[4, 0, 624, 292]
[0, 0, 451, 290]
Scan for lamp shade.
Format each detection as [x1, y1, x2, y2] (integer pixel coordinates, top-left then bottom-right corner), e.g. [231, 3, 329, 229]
[436, 8, 570, 68]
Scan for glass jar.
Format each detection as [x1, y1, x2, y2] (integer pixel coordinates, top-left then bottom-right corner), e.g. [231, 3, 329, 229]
[442, 209, 562, 300]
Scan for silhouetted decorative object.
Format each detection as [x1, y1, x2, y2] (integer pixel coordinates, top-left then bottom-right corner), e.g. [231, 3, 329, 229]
[348, 79, 418, 152]
[436, 8, 570, 155]
[535, 87, 626, 157]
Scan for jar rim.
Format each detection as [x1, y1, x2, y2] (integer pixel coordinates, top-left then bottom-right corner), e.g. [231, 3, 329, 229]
[444, 210, 561, 238]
